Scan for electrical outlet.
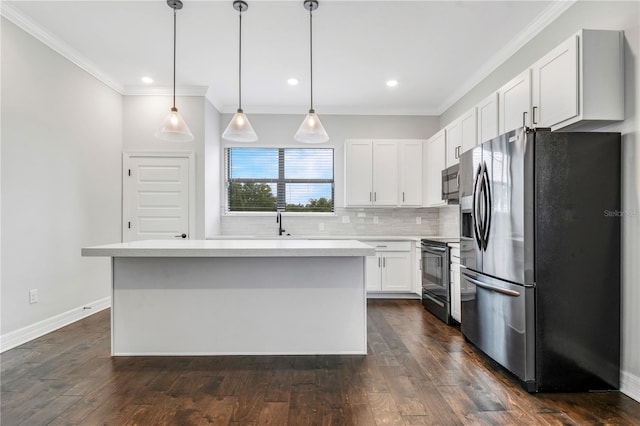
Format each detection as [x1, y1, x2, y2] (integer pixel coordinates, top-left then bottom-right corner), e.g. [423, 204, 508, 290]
[342, 216, 350, 224]
[318, 223, 325, 231]
[29, 289, 38, 304]
[416, 217, 422, 224]
[373, 216, 379, 224]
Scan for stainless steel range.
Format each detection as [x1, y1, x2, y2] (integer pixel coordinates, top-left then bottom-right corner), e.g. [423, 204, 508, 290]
[421, 238, 458, 324]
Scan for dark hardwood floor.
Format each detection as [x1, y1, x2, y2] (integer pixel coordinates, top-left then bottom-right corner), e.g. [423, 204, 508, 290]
[2, 299, 640, 425]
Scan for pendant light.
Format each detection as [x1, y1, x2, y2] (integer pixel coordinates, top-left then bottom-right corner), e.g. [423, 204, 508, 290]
[294, 0, 329, 143]
[155, 0, 194, 142]
[222, 1, 258, 142]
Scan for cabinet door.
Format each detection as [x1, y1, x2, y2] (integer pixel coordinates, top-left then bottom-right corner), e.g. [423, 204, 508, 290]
[450, 267, 461, 322]
[460, 108, 477, 154]
[445, 120, 461, 168]
[532, 35, 578, 128]
[366, 254, 382, 291]
[423, 130, 446, 207]
[398, 141, 423, 206]
[372, 140, 398, 206]
[499, 69, 531, 134]
[477, 93, 499, 144]
[345, 140, 373, 206]
[381, 252, 411, 292]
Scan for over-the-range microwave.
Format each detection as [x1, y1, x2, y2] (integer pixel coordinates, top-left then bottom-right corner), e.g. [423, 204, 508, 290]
[441, 164, 459, 202]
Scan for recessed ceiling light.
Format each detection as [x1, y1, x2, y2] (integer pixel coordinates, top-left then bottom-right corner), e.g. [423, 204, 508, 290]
[141, 76, 154, 84]
[287, 78, 299, 86]
[386, 79, 399, 87]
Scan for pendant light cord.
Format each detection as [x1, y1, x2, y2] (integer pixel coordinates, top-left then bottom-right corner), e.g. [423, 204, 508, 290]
[309, 7, 313, 112]
[172, 7, 177, 109]
[238, 8, 243, 111]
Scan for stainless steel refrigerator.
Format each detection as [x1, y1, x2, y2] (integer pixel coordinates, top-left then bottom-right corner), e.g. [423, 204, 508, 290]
[459, 127, 620, 392]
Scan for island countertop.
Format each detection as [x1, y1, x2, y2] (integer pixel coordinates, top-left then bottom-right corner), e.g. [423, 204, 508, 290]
[82, 239, 375, 258]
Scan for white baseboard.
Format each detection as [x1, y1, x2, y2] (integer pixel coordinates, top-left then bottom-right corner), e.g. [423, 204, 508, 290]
[0, 296, 111, 353]
[621, 370, 640, 403]
[367, 292, 421, 299]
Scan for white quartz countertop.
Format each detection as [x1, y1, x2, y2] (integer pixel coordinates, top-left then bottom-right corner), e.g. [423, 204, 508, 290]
[208, 235, 457, 242]
[82, 239, 376, 258]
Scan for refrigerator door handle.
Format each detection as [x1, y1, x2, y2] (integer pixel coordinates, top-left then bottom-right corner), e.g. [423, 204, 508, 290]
[465, 276, 521, 297]
[481, 164, 492, 251]
[472, 163, 485, 249]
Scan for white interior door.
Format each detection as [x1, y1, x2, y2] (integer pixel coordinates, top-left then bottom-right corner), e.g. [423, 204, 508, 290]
[123, 153, 194, 242]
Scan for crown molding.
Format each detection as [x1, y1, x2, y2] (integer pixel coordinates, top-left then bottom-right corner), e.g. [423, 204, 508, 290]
[436, 0, 578, 115]
[1, 2, 125, 94]
[217, 104, 440, 116]
[123, 85, 209, 97]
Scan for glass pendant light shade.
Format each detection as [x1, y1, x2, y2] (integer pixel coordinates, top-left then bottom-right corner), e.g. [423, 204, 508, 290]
[296, 0, 328, 143]
[222, 109, 258, 142]
[223, 1, 257, 142]
[156, 107, 194, 142]
[156, 0, 193, 142]
[294, 109, 329, 143]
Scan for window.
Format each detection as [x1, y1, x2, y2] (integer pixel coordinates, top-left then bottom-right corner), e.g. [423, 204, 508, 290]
[226, 148, 334, 213]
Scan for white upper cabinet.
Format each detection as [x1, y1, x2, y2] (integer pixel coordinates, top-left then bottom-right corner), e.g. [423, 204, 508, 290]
[345, 140, 374, 206]
[532, 35, 578, 128]
[398, 140, 423, 206]
[459, 107, 477, 155]
[371, 140, 399, 206]
[476, 92, 499, 144]
[499, 69, 532, 134]
[444, 120, 461, 168]
[423, 129, 446, 207]
[345, 139, 423, 207]
[531, 29, 623, 130]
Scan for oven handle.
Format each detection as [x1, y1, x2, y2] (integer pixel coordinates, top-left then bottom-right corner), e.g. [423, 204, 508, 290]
[422, 246, 446, 253]
[464, 276, 521, 297]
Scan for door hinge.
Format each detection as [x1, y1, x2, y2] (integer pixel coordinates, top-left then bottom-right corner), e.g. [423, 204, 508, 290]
[128, 221, 131, 229]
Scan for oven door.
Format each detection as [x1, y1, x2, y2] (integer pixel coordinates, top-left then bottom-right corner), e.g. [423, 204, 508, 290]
[421, 245, 450, 323]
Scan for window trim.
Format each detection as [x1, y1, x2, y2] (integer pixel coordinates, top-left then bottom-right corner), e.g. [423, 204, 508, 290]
[224, 147, 335, 215]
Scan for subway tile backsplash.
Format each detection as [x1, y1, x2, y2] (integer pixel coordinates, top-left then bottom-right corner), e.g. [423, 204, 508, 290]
[219, 207, 461, 238]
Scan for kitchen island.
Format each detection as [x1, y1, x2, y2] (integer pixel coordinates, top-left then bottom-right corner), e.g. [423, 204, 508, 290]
[82, 239, 374, 356]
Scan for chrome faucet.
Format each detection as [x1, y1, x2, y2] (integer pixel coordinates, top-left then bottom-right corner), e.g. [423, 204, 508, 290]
[276, 211, 286, 236]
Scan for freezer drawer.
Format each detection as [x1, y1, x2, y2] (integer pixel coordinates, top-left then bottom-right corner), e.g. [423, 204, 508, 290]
[461, 270, 535, 388]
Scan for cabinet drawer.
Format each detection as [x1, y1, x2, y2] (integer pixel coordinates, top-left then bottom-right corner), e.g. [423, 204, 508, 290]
[365, 241, 411, 252]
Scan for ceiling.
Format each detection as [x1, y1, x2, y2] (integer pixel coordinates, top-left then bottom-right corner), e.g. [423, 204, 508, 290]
[3, 0, 570, 115]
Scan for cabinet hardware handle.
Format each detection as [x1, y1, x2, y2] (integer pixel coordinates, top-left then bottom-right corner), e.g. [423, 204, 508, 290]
[402, 192, 405, 202]
[456, 173, 460, 188]
[378, 257, 381, 268]
[383, 257, 386, 268]
[532, 106, 538, 125]
[370, 192, 372, 202]
[374, 192, 377, 202]
[455, 146, 460, 159]
[376, 245, 388, 248]
[522, 111, 528, 128]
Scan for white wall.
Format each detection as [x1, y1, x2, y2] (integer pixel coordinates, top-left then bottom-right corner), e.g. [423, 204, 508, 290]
[216, 113, 440, 237]
[1, 18, 122, 347]
[439, 1, 640, 400]
[122, 95, 207, 239]
[204, 100, 222, 237]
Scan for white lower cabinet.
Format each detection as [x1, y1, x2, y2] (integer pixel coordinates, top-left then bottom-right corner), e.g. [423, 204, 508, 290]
[365, 241, 412, 293]
[449, 244, 461, 323]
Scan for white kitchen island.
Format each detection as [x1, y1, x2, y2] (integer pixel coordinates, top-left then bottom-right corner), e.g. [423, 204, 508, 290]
[82, 239, 374, 356]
